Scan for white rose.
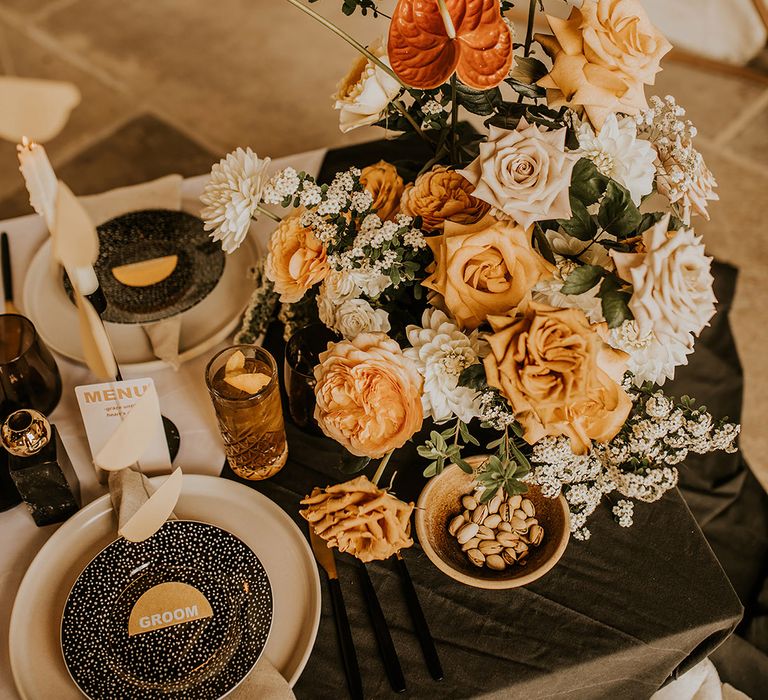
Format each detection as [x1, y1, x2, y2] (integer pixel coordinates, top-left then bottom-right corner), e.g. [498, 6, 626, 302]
[317, 287, 339, 330]
[334, 298, 390, 339]
[611, 215, 716, 342]
[348, 268, 391, 298]
[334, 38, 401, 133]
[323, 269, 360, 304]
[459, 119, 578, 229]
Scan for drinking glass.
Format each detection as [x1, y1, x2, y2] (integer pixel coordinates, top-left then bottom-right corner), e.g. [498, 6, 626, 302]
[205, 345, 287, 480]
[283, 324, 337, 435]
[0, 314, 62, 511]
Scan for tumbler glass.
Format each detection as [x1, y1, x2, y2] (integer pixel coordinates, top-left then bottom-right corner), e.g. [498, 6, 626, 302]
[0, 314, 62, 511]
[205, 345, 287, 480]
[283, 324, 337, 435]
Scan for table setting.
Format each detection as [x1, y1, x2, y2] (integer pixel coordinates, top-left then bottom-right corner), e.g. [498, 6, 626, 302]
[0, 0, 759, 698]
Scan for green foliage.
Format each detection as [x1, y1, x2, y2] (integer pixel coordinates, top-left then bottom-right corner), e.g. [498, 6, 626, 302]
[557, 196, 597, 241]
[569, 158, 610, 206]
[339, 451, 371, 474]
[597, 275, 633, 328]
[418, 423, 476, 478]
[455, 84, 504, 117]
[533, 223, 556, 264]
[597, 181, 642, 238]
[458, 363, 488, 391]
[561, 264, 604, 295]
[474, 431, 531, 502]
[310, 0, 386, 17]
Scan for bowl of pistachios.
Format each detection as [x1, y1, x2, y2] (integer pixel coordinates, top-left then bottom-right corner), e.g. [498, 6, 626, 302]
[415, 457, 570, 589]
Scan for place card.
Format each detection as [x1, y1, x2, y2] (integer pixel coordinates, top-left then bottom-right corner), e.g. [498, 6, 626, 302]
[128, 581, 213, 636]
[75, 378, 171, 478]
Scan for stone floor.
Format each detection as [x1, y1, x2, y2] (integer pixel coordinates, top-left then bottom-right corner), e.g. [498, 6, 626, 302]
[0, 0, 767, 486]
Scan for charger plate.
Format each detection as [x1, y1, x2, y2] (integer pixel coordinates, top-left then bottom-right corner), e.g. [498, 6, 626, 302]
[10, 475, 321, 699]
[22, 225, 258, 372]
[61, 520, 272, 699]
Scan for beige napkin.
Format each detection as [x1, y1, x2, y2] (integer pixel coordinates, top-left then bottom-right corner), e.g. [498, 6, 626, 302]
[78, 174, 186, 367]
[108, 468, 295, 697]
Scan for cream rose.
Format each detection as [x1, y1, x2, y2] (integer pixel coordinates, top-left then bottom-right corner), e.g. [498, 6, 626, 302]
[610, 215, 716, 343]
[334, 38, 401, 133]
[400, 165, 489, 231]
[334, 298, 391, 339]
[536, 1, 671, 128]
[423, 216, 554, 331]
[459, 120, 578, 229]
[483, 302, 631, 454]
[314, 333, 424, 458]
[360, 160, 404, 220]
[265, 212, 329, 303]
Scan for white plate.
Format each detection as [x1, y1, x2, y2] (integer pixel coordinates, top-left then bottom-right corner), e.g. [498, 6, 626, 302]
[9, 475, 321, 699]
[22, 234, 258, 373]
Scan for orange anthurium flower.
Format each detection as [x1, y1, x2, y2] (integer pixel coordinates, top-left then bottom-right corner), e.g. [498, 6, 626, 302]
[388, 0, 513, 90]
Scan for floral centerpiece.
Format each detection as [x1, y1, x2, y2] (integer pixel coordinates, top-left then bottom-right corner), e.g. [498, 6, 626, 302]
[201, 0, 738, 551]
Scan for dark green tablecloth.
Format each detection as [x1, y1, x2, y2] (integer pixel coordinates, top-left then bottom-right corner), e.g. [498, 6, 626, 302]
[219, 141, 756, 699]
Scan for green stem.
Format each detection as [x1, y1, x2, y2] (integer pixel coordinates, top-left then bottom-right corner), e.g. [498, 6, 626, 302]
[523, 0, 537, 57]
[393, 102, 432, 145]
[283, 0, 407, 88]
[254, 204, 282, 223]
[450, 73, 458, 164]
[372, 450, 394, 486]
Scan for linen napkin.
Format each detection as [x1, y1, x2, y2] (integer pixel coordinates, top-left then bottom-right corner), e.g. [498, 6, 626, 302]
[78, 174, 186, 367]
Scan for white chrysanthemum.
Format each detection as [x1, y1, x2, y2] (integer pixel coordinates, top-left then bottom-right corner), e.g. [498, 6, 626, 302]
[200, 147, 271, 253]
[611, 214, 716, 343]
[404, 309, 483, 424]
[575, 114, 656, 205]
[531, 230, 610, 322]
[606, 320, 692, 386]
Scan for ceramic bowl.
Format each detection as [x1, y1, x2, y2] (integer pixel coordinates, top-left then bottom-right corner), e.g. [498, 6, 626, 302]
[414, 459, 570, 589]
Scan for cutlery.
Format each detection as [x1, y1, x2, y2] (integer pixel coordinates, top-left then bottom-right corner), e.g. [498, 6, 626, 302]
[309, 528, 364, 700]
[395, 552, 444, 681]
[358, 564, 406, 693]
[1, 232, 19, 314]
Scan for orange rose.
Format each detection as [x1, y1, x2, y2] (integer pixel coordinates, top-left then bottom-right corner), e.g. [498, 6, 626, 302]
[360, 160, 404, 221]
[422, 216, 553, 331]
[401, 165, 489, 231]
[265, 211, 329, 303]
[483, 302, 631, 454]
[536, 0, 671, 128]
[314, 333, 424, 459]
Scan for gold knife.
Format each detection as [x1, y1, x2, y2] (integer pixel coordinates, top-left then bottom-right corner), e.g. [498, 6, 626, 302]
[309, 528, 364, 700]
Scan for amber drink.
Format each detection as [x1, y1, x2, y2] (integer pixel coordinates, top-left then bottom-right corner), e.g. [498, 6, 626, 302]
[205, 345, 287, 480]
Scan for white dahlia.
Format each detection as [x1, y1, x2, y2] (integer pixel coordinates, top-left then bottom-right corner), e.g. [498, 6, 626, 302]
[200, 147, 271, 253]
[404, 309, 484, 424]
[607, 320, 692, 386]
[574, 113, 656, 205]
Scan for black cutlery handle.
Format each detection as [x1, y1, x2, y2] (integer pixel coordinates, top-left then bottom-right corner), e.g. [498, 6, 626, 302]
[396, 555, 444, 681]
[328, 577, 364, 700]
[1, 232, 13, 301]
[358, 565, 406, 693]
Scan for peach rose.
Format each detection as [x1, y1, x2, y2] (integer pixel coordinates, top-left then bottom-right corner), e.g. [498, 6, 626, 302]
[360, 160, 404, 221]
[265, 211, 329, 303]
[400, 165, 489, 231]
[536, 0, 671, 128]
[314, 333, 423, 459]
[484, 302, 631, 454]
[422, 216, 554, 331]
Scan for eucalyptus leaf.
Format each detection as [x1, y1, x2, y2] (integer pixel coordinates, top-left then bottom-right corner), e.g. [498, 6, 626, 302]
[454, 455, 474, 474]
[561, 264, 604, 295]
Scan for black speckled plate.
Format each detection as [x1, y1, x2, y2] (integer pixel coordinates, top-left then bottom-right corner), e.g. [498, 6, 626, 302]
[64, 209, 226, 324]
[61, 520, 273, 700]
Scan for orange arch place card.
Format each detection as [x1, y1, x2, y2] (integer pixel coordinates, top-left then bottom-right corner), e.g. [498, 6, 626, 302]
[388, 0, 513, 90]
[128, 581, 214, 636]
